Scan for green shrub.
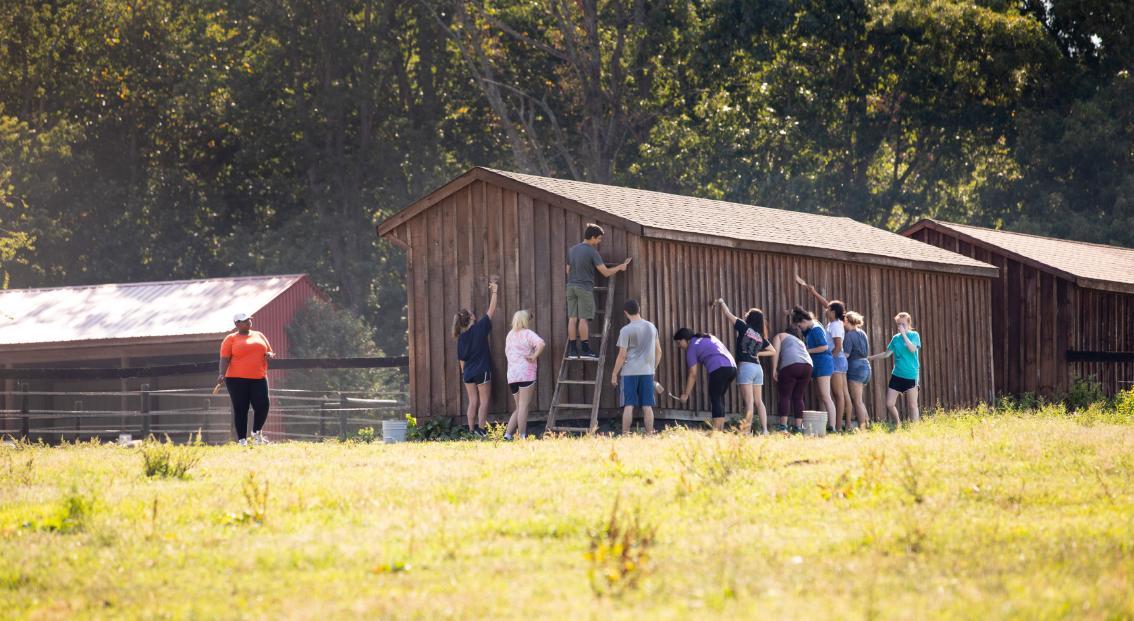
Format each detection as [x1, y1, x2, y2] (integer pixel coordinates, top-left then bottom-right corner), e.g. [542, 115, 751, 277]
[1066, 376, 1105, 411]
[1114, 388, 1134, 419]
[354, 426, 377, 444]
[140, 435, 203, 479]
[24, 488, 93, 534]
[406, 415, 470, 441]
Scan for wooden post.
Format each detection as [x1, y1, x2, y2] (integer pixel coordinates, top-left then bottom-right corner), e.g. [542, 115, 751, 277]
[19, 382, 29, 440]
[338, 394, 348, 441]
[140, 384, 151, 438]
[74, 400, 83, 442]
[318, 402, 327, 439]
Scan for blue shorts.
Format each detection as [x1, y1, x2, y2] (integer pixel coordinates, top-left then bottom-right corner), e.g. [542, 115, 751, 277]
[811, 355, 834, 378]
[737, 362, 764, 386]
[847, 359, 871, 384]
[620, 375, 656, 408]
[833, 355, 848, 374]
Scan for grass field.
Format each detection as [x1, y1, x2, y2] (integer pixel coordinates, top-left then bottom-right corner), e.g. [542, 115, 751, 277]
[2, 406, 1133, 620]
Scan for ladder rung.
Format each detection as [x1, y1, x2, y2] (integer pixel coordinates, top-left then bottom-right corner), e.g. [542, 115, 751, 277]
[593, 286, 608, 292]
[554, 403, 594, 409]
[559, 379, 595, 385]
[549, 426, 591, 433]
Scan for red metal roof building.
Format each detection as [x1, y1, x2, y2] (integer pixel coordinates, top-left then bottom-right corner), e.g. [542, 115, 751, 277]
[0, 274, 324, 439]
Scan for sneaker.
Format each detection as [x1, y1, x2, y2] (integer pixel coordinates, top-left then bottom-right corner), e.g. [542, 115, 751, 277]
[578, 344, 599, 360]
[252, 431, 270, 445]
[473, 427, 487, 438]
[503, 434, 513, 441]
[237, 438, 248, 446]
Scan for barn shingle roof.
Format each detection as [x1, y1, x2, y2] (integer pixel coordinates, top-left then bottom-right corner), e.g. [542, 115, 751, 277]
[0, 274, 311, 347]
[906, 220, 1134, 292]
[487, 169, 994, 274]
[379, 167, 996, 277]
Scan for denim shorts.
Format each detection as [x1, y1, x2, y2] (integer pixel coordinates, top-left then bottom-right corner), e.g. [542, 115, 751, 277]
[620, 375, 656, 407]
[833, 354, 848, 374]
[847, 359, 871, 384]
[811, 355, 834, 378]
[737, 361, 764, 386]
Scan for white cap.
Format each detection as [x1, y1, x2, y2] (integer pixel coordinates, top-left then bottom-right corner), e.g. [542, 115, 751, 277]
[233, 312, 252, 322]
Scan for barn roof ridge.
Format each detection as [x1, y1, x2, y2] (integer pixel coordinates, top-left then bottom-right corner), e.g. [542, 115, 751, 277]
[905, 219, 1134, 293]
[379, 167, 997, 277]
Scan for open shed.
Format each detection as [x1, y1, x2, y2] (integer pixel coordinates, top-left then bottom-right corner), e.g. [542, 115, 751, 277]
[903, 220, 1134, 398]
[378, 168, 999, 423]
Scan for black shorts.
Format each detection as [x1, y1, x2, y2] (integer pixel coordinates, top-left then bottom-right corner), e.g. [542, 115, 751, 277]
[464, 371, 491, 385]
[509, 380, 535, 395]
[888, 375, 918, 393]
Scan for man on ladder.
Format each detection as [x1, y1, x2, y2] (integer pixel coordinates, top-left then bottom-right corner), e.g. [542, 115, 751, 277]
[565, 224, 632, 359]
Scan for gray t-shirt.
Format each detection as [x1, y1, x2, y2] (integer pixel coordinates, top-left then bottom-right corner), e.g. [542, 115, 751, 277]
[566, 242, 604, 290]
[616, 319, 658, 376]
[776, 333, 813, 369]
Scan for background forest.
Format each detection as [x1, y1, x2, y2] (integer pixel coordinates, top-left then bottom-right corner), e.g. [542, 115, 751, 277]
[2, 0, 1131, 357]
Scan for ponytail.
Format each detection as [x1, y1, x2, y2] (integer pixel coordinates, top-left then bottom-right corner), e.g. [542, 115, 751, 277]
[452, 309, 473, 339]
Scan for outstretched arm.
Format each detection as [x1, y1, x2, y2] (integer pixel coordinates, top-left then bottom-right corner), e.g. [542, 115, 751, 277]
[596, 258, 632, 278]
[795, 274, 831, 308]
[867, 350, 892, 361]
[714, 298, 739, 325]
[486, 281, 499, 318]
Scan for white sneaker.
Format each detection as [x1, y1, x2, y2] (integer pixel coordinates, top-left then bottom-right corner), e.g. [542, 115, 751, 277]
[252, 431, 270, 445]
[237, 438, 248, 446]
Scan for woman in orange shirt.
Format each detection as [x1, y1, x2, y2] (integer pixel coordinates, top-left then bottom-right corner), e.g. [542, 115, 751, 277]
[219, 312, 274, 445]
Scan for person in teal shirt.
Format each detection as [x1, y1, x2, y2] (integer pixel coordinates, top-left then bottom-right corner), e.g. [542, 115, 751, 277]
[868, 312, 921, 424]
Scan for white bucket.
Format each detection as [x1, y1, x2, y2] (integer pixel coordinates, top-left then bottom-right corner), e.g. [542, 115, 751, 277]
[382, 419, 408, 444]
[801, 411, 827, 437]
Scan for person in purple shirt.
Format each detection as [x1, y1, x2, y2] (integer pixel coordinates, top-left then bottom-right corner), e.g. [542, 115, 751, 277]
[673, 327, 738, 430]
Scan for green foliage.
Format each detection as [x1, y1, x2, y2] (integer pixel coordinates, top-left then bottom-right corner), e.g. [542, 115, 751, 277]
[286, 298, 403, 394]
[406, 415, 471, 442]
[1115, 389, 1134, 419]
[1065, 376, 1105, 411]
[23, 487, 93, 534]
[140, 435, 203, 479]
[353, 426, 378, 444]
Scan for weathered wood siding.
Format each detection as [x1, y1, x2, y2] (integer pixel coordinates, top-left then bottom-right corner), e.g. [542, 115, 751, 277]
[387, 179, 638, 418]
[389, 179, 996, 420]
[909, 227, 1134, 398]
[639, 239, 995, 420]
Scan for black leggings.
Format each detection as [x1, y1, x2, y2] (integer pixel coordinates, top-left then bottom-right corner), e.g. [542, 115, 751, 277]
[777, 363, 812, 420]
[707, 366, 737, 420]
[225, 377, 269, 440]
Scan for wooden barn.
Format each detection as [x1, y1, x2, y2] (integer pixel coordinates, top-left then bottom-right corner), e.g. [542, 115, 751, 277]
[904, 220, 1134, 399]
[0, 274, 324, 440]
[378, 168, 999, 424]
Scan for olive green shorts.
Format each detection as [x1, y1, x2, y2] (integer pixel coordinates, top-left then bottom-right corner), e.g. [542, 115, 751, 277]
[565, 285, 596, 320]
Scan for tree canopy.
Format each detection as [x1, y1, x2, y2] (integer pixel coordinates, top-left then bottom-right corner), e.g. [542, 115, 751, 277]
[2, 0, 1131, 354]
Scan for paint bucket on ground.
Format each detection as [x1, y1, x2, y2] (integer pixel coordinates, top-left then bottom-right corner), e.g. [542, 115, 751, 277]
[382, 419, 408, 444]
[801, 411, 827, 437]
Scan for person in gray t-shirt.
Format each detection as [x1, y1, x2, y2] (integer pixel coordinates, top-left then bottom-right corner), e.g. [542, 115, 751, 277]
[565, 224, 631, 360]
[610, 299, 661, 434]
